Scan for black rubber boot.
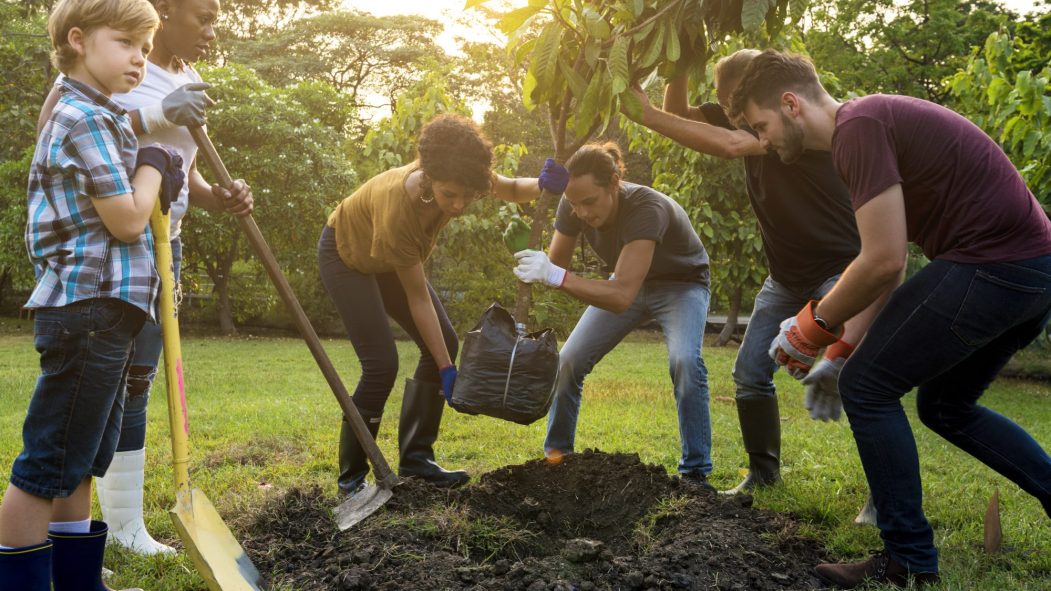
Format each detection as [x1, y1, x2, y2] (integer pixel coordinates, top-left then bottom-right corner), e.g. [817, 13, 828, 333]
[0, 541, 51, 591]
[338, 406, 383, 496]
[722, 396, 782, 495]
[398, 378, 469, 488]
[50, 521, 143, 591]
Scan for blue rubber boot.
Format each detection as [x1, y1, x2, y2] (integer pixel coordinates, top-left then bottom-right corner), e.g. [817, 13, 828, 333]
[51, 520, 142, 591]
[0, 541, 52, 591]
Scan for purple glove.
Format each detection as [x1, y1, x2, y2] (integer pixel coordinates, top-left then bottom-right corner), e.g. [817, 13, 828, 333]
[439, 364, 457, 403]
[538, 158, 569, 194]
[136, 145, 184, 215]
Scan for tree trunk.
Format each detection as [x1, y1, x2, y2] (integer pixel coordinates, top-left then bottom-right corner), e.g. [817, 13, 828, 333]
[513, 152, 569, 325]
[715, 285, 743, 347]
[215, 272, 237, 336]
[0, 267, 10, 310]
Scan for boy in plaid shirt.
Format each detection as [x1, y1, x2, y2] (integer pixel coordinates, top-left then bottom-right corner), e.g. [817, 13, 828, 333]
[0, 0, 183, 588]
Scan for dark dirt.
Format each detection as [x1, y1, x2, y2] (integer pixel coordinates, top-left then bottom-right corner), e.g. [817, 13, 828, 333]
[242, 450, 830, 590]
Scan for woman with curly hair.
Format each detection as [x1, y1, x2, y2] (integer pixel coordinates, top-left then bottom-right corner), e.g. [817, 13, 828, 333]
[319, 114, 568, 494]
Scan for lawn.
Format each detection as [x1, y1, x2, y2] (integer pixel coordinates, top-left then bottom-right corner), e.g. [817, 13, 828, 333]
[0, 317, 1048, 590]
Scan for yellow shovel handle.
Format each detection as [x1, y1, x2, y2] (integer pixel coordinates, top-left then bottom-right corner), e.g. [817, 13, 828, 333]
[149, 201, 192, 498]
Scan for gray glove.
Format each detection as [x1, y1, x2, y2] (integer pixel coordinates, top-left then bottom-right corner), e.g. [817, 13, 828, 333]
[162, 82, 214, 127]
[801, 356, 845, 421]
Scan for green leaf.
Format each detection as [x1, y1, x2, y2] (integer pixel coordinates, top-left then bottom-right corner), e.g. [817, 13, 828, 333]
[498, 4, 546, 35]
[560, 56, 589, 99]
[741, 0, 771, 33]
[619, 87, 644, 121]
[665, 20, 680, 63]
[584, 7, 612, 40]
[522, 70, 538, 110]
[633, 0, 644, 18]
[609, 37, 630, 95]
[575, 68, 606, 138]
[529, 22, 562, 98]
[639, 20, 666, 68]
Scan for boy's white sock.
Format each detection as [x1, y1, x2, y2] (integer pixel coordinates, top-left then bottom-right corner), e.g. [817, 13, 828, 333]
[48, 518, 91, 534]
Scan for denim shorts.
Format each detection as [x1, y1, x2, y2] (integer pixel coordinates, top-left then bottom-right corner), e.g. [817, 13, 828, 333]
[10, 298, 146, 498]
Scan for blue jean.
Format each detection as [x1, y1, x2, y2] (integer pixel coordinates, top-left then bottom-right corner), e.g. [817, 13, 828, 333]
[732, 275, 839, 400]
[118, 237, 181, 452]
[545, 280, 712, 474]
[10, 298, 146, 498]
[840, 256, 1051, 572]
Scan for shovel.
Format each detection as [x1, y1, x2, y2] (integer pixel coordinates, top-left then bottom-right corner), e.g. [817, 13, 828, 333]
[150, 201, 267, 590]
[189, 126, 399, 529]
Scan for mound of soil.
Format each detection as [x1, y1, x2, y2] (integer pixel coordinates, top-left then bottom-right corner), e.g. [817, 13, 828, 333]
[243, 450, 829, 590]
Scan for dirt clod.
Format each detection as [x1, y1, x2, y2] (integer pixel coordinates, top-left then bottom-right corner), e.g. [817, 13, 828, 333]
[243, 450, 828, 590]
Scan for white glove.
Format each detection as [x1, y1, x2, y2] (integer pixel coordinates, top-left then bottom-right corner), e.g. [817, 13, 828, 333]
[801, 356, 845, 421]
[513, 249, 567, 288]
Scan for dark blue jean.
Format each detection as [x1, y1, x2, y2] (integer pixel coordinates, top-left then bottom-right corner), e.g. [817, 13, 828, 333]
[840, 255, 1051, 572]
[10, 298, 146, 498]
[118, 237, 182, 452]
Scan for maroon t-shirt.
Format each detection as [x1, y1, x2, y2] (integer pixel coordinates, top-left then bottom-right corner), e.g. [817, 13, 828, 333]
[831, 94, 1051, 263]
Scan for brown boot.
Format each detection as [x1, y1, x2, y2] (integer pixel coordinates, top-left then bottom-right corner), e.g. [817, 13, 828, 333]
[815, 551, 939, 589]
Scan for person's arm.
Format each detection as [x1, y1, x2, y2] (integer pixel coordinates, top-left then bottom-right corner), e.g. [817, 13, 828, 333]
[187, 158, 254, 216]
[492, 174, 543, 204]
[813, 185, 908, 329]
[91, 167, 162, 242]
[662, 75, 705, 120]
[394, 262, 453, 370]
[560, 239, 655, 313]
[547, 229, 577, 270]
[493, 158, 570, 203]
[629, 85, 765, 160]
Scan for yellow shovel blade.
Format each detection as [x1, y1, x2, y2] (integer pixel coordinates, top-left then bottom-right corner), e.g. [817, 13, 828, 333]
[171, 489, 267, 591]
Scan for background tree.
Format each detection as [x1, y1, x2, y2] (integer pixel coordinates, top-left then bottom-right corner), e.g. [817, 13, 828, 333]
[949, 28, 1051, 208]
[804, 0, 1013, 103]
[228, 11, 444, 136]
[180, 63, 355, 334]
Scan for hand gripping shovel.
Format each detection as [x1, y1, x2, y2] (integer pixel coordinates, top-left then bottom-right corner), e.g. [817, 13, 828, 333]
[189, 127, 399, 529]
[150, 201, 267, 590]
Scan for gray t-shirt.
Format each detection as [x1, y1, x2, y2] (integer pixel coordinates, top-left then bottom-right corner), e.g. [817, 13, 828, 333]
[554, 182, 710, 286]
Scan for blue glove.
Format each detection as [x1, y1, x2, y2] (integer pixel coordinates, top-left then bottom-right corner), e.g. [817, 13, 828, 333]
[136, 145, 184, 215]
[537, 158, 569, 194]
[439, 364, 457, 403]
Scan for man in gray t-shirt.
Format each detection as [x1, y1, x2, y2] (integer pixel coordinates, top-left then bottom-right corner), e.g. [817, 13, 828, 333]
[513, 143, 715, 489]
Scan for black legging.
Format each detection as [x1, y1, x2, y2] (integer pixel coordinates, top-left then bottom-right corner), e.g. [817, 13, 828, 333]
[317, 225, 458, 413]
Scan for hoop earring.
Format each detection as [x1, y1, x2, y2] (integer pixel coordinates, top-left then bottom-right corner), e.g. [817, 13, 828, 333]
[419, 176, 435, 203]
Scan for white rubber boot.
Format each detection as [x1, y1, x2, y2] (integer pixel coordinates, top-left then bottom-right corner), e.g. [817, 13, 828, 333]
[96, 448, 176, 555]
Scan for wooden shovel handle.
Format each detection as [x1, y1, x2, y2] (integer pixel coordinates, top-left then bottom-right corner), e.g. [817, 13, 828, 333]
[189, 127, 398, 488]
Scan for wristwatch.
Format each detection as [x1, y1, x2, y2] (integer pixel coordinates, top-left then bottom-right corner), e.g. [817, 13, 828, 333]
[811, 305, 833, 332]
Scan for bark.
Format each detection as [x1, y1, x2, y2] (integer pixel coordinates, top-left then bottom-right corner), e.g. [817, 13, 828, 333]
[715, 285, 743, 347]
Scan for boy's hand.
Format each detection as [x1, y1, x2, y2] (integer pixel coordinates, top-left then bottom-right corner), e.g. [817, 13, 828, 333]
[136, 145, 184, 214]
[210, 179, 254, 217]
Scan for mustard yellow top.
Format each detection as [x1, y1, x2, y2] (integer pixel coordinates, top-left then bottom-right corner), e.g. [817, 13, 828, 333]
[326, 163, 451, 273]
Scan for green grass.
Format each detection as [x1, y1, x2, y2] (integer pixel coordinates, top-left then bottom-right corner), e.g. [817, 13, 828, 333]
[0, 316, 1049, 590]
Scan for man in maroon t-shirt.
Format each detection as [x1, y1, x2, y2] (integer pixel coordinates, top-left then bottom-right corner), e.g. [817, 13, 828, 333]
[729, 50, 1051, 589]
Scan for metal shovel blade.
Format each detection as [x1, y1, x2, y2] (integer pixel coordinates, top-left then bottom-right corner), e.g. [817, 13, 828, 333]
[171, 489, 268, 590]
[333, 483, 394, 530]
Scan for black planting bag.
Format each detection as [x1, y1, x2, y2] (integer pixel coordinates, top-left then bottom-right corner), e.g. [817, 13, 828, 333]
[451, 303, 559, 425]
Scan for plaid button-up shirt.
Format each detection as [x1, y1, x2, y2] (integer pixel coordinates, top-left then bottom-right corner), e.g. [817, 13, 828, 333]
[25, 77, 158, 318]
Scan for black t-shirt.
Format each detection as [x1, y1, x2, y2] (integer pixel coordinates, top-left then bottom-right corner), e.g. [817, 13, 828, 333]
[702, 103, 860, 291]
[554, 182, 710, 286]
